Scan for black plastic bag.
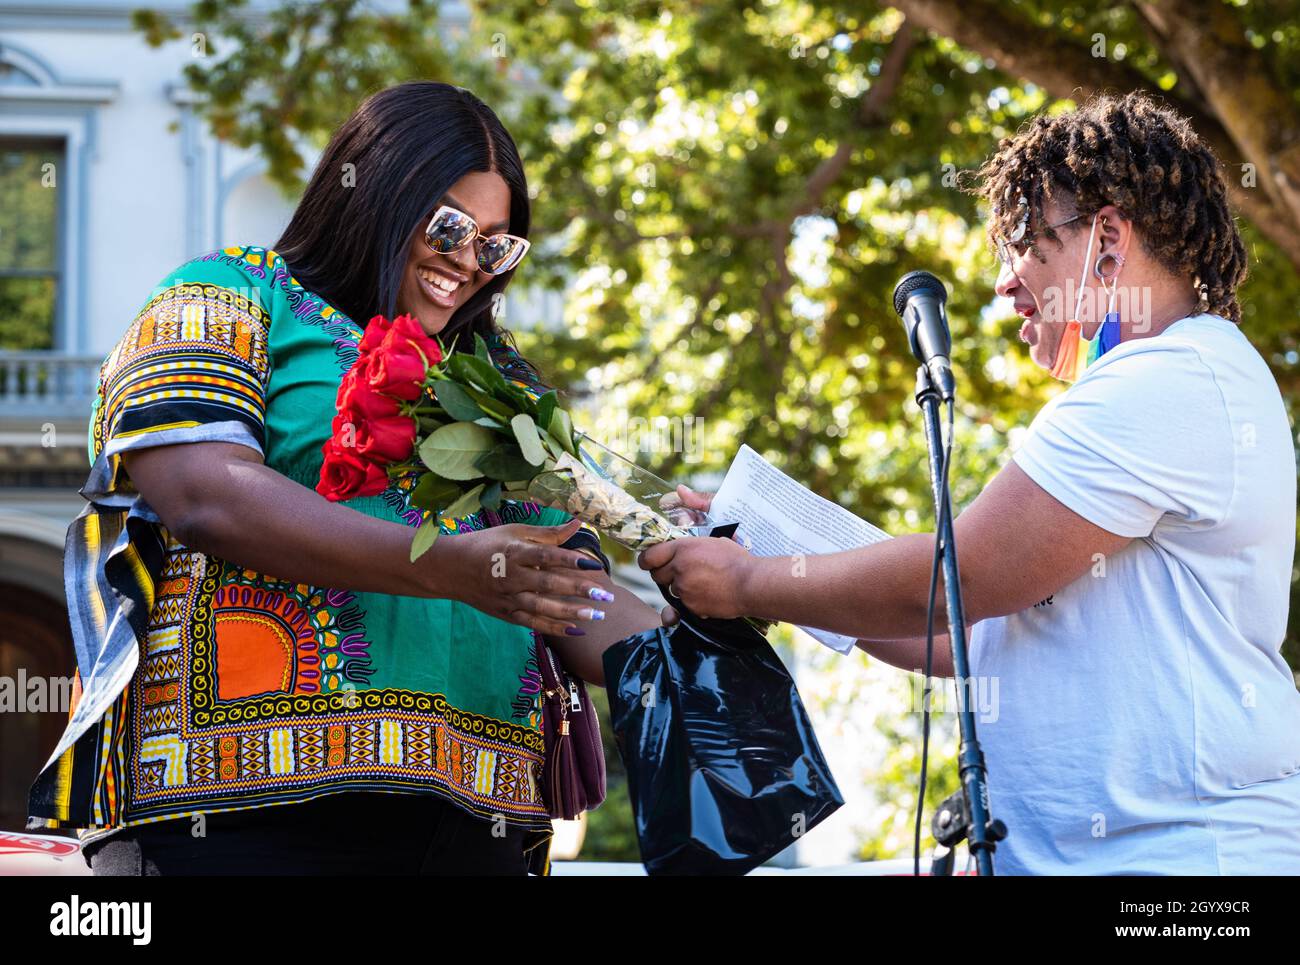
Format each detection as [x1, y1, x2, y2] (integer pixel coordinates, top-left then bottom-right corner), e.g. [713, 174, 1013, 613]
[602, 572, 844, 875]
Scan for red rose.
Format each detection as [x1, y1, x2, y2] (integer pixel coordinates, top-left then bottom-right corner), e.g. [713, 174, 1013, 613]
[349, 409, 416, 463]
[354, 314, 443, 401]
[329, 404, 415, 464]
[328, 412, 360, 452]
[366, 346, 426, 401]
[381, 314, 443, 368]
[358, 314, 394, 355]
[316, 438, 389, 501]
[317, 313, 437, 500]
[337, 367, 403, 423]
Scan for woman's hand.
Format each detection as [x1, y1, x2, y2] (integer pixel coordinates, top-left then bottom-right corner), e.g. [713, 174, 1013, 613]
[436, 518, 615, 636]
[637, 533, 756, 621]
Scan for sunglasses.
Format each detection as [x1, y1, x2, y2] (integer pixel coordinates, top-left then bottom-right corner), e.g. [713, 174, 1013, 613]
[423, 204, 531, 275]
[994, 196, 1083, 266]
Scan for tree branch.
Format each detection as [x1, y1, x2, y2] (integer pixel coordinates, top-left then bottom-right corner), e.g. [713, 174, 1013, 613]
[890, 0, 1300, 268]
[1133, 0, 1300, 235]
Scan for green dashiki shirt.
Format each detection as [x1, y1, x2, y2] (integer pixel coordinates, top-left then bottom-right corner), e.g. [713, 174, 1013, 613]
[27, 245, 606, 869]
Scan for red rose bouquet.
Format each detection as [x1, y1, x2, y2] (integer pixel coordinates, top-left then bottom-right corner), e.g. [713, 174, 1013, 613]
[316, 313, 701, 562]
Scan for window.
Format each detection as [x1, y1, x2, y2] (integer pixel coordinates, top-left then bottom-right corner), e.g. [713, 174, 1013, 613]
[0, 137, 63, 351]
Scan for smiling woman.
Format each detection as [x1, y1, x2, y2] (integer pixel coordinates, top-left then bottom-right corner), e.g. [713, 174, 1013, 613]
[398, 175, 525, 329]
[274, 84, 535, 360]
[30, 82, 660, 876]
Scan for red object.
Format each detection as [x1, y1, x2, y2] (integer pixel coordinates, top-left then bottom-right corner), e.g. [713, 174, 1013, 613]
[358, 313, 395, 355]
[337, 362, 403, 423]
[379, 313, 443, 367]
[334, 395, 417, 463]
[316, 436, 392, 501]
[365, 315, 443, 402]
[0, 831, 80, 858]
[366, 349, 426, 401]
[316, 314, 439, 501]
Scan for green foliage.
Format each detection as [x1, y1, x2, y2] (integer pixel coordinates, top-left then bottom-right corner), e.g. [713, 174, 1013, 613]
[418, 421, 498, 480]
[854, 677, 962, 862]
[0, 142, 60, 350]
[578, 687, 641, 862]
[139, 0, 1300, 862]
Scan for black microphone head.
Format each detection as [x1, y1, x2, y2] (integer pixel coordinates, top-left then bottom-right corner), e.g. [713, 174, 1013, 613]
[892, 270, 948, 318]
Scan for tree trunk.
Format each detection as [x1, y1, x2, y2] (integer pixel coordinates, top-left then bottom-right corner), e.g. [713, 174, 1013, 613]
[891, 0, 1300, 271]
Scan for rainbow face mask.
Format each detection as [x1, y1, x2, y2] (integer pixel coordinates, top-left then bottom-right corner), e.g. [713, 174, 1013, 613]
[1048, 212, 1122, 383]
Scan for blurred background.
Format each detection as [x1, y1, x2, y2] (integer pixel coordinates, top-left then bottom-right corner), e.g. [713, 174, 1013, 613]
[1, 0, 1296, 868]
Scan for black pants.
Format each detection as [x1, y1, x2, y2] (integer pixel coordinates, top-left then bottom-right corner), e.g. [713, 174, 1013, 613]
[81, 791, 535, 875]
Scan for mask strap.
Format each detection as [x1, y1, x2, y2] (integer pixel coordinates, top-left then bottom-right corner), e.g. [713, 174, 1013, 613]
[1071, 213, 1100, 323]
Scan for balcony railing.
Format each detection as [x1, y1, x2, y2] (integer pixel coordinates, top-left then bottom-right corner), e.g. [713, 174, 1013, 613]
[0, 352, 101, 422]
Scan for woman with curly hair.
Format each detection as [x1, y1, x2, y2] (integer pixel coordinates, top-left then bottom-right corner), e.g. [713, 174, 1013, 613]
[644, 91, 1300, 875]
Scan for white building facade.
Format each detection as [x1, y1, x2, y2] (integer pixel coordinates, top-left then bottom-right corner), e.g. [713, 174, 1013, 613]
[0, 0, 316, 831]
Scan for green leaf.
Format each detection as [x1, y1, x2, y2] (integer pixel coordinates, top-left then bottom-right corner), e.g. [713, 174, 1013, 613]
[481, 480, 503, 511]
[496, 380, 537, 414]
[539, 430, 568, 463]
[536, 390, 557, 432]
[409, 518, 439, 563]
[463, 384, 516, 423]
[449, 353, 507, 394]
[473, 416, 508, 430]
[432, 381, 486, 422]
[418, 422, 496, 480]
[511, 413, 547, 466]
[444, 482, 485, 519]
[410, 472, 462, 512]
[474, 332, 492, 364]
[476, 443, 541, 481]
[548, 406, 576, 455]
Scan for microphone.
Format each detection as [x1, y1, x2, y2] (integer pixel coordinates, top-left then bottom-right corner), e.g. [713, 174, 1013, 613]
[892, 270, 955, 402]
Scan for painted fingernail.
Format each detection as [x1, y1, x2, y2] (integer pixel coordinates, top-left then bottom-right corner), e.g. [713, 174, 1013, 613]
[576, 558, 603, 571]
[565, 626, 586, 636]
[579, 608, 606, 621]
[588, 587, 615, 602]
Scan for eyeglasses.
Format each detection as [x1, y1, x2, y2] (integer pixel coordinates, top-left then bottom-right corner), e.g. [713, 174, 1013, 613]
[423, 204, 531, 275]
[995, 207, 1084, 266]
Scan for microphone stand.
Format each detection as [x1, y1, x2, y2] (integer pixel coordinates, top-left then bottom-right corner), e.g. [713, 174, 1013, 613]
[913, 363, 1005, 876]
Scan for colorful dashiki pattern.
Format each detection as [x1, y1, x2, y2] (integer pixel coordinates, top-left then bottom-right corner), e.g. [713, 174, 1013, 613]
[28, 246, 606, 870]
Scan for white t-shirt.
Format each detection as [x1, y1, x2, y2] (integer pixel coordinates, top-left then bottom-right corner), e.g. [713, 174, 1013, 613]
[970, 313, 1300, 875]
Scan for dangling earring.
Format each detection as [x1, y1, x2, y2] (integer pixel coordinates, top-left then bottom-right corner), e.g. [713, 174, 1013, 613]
[1092, 251, 1124, 359]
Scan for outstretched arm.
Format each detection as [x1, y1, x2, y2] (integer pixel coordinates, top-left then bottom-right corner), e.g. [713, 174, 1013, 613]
[639, 461, 1130, 646]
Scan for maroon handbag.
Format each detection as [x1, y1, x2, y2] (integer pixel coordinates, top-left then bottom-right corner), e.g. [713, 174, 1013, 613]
[537, 639, 607, 820]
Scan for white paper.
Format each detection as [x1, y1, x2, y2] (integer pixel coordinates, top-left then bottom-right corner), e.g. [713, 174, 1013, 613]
[709, 445, 892, 653]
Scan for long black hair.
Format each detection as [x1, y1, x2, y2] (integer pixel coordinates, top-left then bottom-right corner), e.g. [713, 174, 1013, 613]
[274, 82, 534, 359]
